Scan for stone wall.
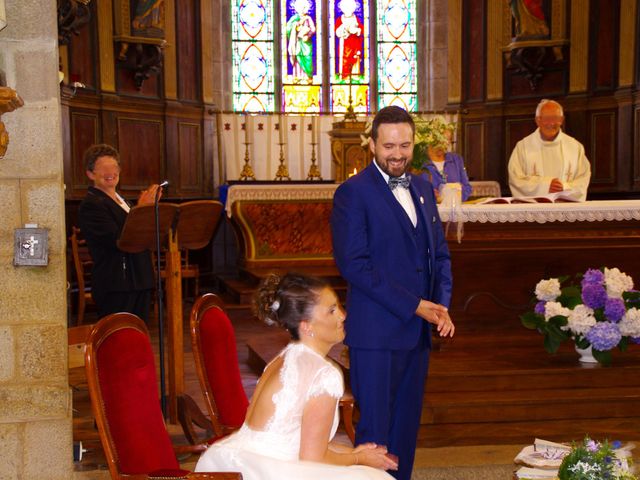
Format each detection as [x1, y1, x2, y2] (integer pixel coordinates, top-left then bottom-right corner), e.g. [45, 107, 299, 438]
[0, 0, 72, 478]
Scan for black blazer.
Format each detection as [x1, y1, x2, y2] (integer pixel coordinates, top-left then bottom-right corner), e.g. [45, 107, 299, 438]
[78, 187, 154, 304]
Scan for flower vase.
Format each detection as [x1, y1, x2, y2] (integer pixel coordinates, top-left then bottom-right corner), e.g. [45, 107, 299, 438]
[575, 344, 598, 364]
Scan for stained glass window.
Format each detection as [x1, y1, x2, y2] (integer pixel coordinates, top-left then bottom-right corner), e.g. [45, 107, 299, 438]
[328, 0, 370, 114]
[232, 0, 275, 112]
[376, 0, 418, 111]
[230, 0, 417, 113]
[281, 0, 323, 113]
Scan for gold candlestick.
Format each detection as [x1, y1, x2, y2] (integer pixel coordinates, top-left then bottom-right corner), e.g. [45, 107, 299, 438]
[345, 74, 357, 121]
[306, 141, 322, 180]
[274, 142, 291, 181]
[239, 142, 256, 180]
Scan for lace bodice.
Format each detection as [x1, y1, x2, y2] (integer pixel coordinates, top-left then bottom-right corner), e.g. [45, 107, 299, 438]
[233, 342, 343, 460]
[195, 343, 394, 479]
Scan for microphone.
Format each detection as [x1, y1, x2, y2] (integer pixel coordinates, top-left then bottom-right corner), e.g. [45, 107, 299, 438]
[159, 180, 169, 188]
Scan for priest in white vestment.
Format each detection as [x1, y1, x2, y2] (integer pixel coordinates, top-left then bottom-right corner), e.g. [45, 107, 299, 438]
[508, 99, 591, 201]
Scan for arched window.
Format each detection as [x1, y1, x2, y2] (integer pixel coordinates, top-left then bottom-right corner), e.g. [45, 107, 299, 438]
[232, 0, 417, 113]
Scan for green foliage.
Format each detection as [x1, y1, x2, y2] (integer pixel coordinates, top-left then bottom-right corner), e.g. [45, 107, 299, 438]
[557, 438, 636, 480]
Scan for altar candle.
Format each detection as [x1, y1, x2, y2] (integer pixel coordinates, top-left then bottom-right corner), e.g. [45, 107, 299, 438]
[279, 115, 286, 144]
[348, 167, 357, 178]
[245, 115, 252, 144]
[311, 115, 318, 140]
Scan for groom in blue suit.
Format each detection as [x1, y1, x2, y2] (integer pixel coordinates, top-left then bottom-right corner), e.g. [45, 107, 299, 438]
[331, 106, 454, 480]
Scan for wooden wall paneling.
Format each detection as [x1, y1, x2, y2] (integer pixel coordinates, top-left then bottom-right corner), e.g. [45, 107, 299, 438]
[70, 111, 100, 194]
[462, 121, 485, 181]
[177, 121, 203, 193]
[176, 0, 200, 102]
[462, 0, 486, 102]
[504, 117, 536, 189]
[96, 0, 116, 92]
[615, 99, 633, 191]
[483, 115, 506, 188]
[589, 111, 617, 187]
[116, 116, 164, 192]
[164, 0, 178, 100]
[618, 0, 637, 88]
[203, 113, 215, 194]
[634, 107, 640, 188]
[67, 2, 99, 91]
[637, 2, 640, 87]
[589, 0, 619, 92]
[569, 0, 590, 93]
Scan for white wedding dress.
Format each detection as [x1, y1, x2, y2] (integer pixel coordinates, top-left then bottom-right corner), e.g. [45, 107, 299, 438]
[195, 342, 393, 480]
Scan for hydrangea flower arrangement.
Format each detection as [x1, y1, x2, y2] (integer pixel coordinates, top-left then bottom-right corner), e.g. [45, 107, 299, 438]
[558, 437, 636, 480]
[521, 267, 640, 365]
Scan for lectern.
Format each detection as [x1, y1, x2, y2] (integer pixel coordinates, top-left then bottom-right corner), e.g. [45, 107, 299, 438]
[118, 200, 224, 421]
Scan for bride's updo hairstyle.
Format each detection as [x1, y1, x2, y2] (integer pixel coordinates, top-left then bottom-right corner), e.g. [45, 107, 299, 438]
[254, 272, 329, 340]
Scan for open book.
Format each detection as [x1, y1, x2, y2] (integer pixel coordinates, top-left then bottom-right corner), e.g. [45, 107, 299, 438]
[476, 190, 580, 205]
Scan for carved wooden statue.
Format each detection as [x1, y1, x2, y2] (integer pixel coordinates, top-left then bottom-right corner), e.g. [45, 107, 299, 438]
[0, 87, 25, 158]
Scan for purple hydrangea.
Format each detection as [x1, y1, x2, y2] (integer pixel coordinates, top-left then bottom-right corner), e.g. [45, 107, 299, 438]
[534, 301, 546, 315]
[581, 269, 604, 288]
[604, 298, 626, 322]
[632, 337, 640, 345]
[586, 322, 622, 351]
[586, 439, 599, 452]
[582, 283, 607, 309]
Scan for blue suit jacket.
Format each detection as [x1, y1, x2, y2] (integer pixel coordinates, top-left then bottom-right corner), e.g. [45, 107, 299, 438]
[331, 162, 453, 350]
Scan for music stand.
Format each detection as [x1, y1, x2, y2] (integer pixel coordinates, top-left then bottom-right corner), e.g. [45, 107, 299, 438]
[162, 200, 223, 421]
[118, 203, 178, 417]
[119, 200, 224, 421]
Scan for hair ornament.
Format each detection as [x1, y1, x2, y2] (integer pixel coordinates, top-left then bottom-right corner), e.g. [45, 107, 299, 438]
[270, 299, 280, 312]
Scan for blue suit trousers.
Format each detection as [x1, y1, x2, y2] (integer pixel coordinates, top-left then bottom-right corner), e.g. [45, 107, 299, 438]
[349, 333, 430, 480]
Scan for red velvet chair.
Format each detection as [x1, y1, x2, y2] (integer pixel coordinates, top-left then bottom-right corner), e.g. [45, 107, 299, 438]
[182, 294, 249, 444]
[84, 312, 242, 479]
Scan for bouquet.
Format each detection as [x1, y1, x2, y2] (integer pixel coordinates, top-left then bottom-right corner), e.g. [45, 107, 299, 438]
[521, 267, 640, 365]
[558, 437, 636, 480]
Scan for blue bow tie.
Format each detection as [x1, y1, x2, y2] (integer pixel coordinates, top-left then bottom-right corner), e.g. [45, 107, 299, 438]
[388, 176, 410, 191]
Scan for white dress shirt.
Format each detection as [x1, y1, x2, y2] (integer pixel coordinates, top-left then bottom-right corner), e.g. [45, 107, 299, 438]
[373, 160, 417, 227]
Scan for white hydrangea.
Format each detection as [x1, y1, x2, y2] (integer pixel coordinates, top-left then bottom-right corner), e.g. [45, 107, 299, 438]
[565, 304, 596, 336]
[535, 278, 561, 302]
[618, 307, 640, 338]
[544, 301, 571, 322]
[604, 267, 634, 298]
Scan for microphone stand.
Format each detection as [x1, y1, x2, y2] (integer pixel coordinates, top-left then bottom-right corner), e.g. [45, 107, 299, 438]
[154, 186, 167, 417]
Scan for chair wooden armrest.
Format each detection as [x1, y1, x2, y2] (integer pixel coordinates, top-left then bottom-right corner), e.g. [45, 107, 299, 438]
[339, 389, 356, 445]
[172, 443, 208, 456]
[178, 394, 214, 445]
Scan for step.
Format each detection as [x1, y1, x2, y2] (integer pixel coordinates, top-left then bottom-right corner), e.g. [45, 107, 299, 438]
[418, 417, 640, 447]
[422, 386, 640, 424]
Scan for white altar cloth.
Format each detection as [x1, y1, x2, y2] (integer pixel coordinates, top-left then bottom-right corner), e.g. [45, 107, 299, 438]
[438, 200, 640, 224]
[226, 183, 640, 224]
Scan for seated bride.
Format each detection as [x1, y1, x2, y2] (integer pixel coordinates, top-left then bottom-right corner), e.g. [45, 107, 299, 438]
[195, 273, 397, 479]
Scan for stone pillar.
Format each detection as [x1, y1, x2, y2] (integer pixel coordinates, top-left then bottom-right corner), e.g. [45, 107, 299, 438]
[425, 0, 450, 110]
[0, 1, 73, 478]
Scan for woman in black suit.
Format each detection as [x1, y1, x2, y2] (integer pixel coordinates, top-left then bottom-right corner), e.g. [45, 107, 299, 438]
[78, 144, 162, 322]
